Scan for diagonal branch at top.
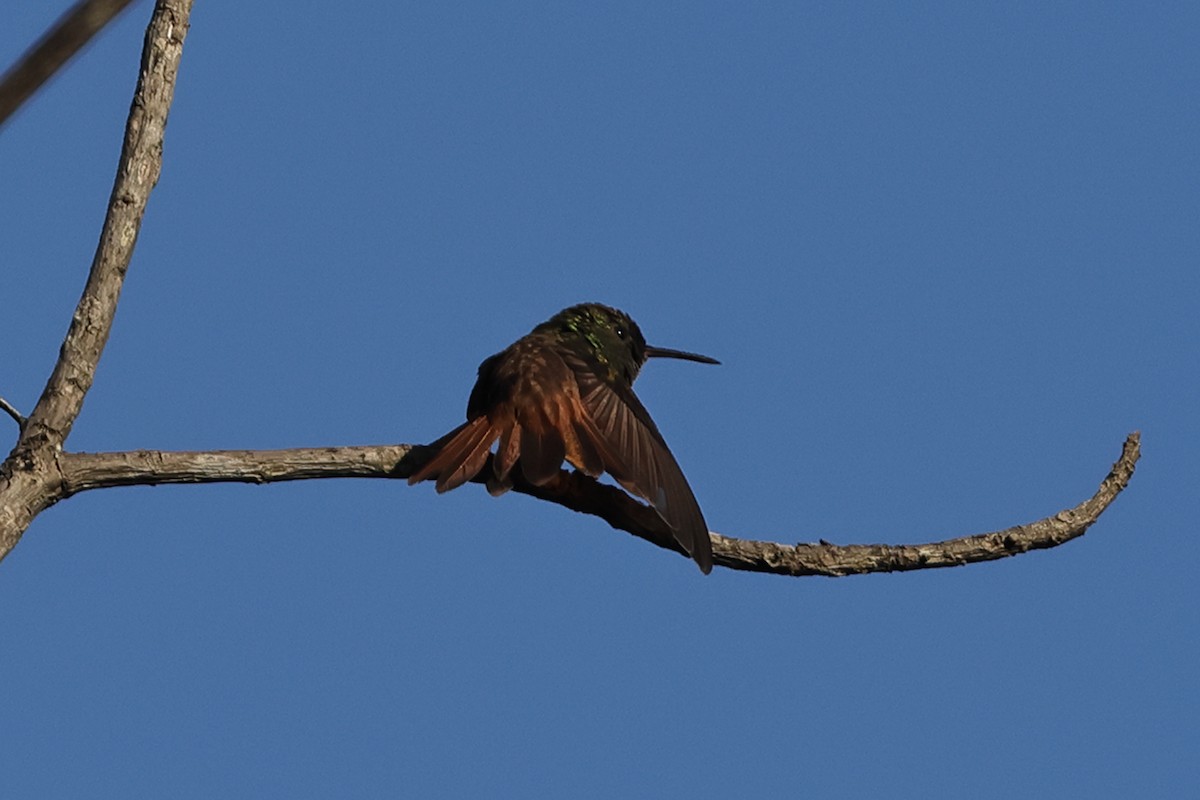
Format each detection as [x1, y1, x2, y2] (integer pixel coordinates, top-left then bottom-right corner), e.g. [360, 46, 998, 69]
[0, 0, 140, 129]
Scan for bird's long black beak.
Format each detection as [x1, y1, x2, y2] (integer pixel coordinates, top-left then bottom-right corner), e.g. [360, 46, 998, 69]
[645, 345, 720, 365]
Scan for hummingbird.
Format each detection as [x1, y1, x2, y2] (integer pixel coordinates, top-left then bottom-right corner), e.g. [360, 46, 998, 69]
[408, 303, 719, 573]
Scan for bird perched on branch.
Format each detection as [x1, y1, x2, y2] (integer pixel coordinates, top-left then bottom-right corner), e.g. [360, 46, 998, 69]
[409, 303, 718, 573]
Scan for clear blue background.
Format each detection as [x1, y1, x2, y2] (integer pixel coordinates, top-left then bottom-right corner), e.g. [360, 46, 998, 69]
[3, 2, 1196, 797]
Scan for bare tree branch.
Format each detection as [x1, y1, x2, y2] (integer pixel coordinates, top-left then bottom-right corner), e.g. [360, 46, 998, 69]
[0, 0, 190, 562]
[0, 0, 141, 129]
[61, 445, 419, 490]
[21, 0, 189, 450]
[706, 432, 1141, 576]
[53, 432, 1140, 576]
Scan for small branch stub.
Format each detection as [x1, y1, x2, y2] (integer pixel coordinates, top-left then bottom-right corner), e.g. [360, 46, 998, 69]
[0, 397, 25, 429]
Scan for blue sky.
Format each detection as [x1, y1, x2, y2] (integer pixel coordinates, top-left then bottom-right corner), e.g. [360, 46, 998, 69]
[3, 1, 1197, 796]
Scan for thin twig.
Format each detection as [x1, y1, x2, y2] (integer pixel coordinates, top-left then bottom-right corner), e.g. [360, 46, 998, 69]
[0, 0, 140, 128]
[54, 433, 1140, 576]
[0, 397, 26, 428]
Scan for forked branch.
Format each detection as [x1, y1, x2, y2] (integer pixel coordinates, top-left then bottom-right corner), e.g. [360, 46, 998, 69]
[0, 0, 191, 560]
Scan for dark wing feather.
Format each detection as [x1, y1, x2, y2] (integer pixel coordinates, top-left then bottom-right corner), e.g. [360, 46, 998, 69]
[494, 422, 521, 477]
[567, 357, 713, 574]
[519, 416, 566, 485]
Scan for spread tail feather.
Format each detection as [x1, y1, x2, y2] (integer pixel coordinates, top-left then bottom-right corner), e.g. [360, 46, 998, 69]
[408, 415, 500, 493]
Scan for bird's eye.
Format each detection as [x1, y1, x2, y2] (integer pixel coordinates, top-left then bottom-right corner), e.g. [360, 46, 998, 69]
[615, 326, 627, 339]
